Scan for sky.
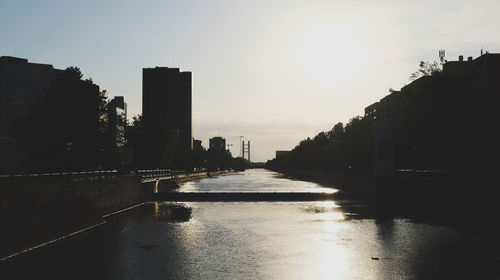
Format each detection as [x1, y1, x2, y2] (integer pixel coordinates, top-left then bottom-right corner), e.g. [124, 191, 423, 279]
[2, 0, 500, 162]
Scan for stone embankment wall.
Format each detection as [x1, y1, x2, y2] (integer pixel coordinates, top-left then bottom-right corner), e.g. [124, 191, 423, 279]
[174, 170, 232, 183]
[0, 170, 233, 259]
[0, 176, 152, 259]
[1, 176, 150, 213]
[0, 170, 233, 215]
[156, 170, 233, 192]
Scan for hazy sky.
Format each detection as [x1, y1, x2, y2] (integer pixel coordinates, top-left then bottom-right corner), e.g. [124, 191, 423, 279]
[2, 0, 499, 161]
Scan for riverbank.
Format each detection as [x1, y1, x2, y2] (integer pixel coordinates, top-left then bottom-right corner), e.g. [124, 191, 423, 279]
[0, 169, 233, 260]
[271, 168, 500, 243]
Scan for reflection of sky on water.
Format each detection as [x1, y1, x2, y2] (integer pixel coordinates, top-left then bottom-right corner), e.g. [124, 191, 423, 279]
[179, 169, 337, 193]
[160, 199, 484, 279]
[172, 201, 354, 279]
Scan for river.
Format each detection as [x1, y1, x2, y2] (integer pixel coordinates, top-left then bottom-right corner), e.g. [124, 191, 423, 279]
[1, 169, 498, 279]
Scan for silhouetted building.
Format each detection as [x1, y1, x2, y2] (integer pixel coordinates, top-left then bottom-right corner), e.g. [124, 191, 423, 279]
[142, 67, 192, 167]
[0, 56, 63, 173]
[365, 53, 500, 175]
[109, 96, 127, 119]
[365, 53, 500, 121]
[108, 96, 127, 147]
[209, 137, 226, 152]
[193, 139, 203, 152]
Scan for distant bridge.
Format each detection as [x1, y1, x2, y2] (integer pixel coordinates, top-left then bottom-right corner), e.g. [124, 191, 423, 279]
[153, 192, 337, 202]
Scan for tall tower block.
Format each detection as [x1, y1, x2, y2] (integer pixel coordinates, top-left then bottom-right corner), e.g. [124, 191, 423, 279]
[142, 67, 192, 167]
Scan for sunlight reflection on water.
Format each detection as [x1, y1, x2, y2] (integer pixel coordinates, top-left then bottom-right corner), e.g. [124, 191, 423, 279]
[179, 169, 337, 193]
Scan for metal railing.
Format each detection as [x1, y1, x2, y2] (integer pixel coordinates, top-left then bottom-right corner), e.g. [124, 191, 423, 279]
[0, 170, 121, 184]
[137, 169, 173, 182]
[0, 168, 222, 185]
[1, 169, 175, 184]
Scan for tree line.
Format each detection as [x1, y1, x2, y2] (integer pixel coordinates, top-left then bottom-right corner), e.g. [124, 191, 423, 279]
[267, 58, 500, 178]
[266, 117, 374, 173]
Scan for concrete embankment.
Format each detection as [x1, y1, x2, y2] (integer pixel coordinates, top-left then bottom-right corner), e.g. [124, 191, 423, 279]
[1, 176, 151, 213]
[0, 176, 152, 259]
[174, 170, 232, 183]
[156, 170, 233, 192]
[0, 170, 232, 259]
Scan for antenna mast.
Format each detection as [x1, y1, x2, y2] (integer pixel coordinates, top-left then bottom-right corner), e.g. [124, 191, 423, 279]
[438, 49, 446, 65]
[242, 140, 251, 162]
[239, 136, 244, 157]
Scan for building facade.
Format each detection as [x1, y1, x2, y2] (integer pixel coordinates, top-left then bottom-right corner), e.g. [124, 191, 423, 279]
[142, 67, 192, 167]
[209, 137, 226, 152]
[364, 53, 500, 175]
[0, 56, 63, 173]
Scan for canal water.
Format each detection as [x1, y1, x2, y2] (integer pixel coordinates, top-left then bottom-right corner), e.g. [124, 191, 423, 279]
[2, 169, 498, 279]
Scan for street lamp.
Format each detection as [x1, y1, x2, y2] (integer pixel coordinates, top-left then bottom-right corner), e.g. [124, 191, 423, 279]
[65, 141, 72, 173]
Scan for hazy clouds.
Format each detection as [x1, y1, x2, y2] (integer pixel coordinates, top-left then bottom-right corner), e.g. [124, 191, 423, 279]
[2, 0, 500, 161]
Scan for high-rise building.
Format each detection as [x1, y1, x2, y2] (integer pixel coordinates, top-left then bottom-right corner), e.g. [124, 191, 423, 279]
[209, 137, 226, 152]
[0, 56, 63, 173]
[142, 67, 192, 167]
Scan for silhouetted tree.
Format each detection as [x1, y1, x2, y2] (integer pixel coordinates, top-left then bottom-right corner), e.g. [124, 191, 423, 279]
[409, 61, 441, 81]
[266, 117, 374, 173]
[11, 67, 109, 172]
[124, 114, 144, 169]
[267, 55, 500, 178]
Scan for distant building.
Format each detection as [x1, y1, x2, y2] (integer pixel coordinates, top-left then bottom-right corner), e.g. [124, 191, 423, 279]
[142, 67, 192, 167]
[0, 56, 63, 173]
[108, 96, 127, 147]
[109, 96, 127, 119]
[209, 137, 226, 152]
[193, 139, 203, 152]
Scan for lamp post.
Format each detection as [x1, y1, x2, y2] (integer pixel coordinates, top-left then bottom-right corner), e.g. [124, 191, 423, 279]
[65, 141, 72, 175]
[98, 147, 105, 171]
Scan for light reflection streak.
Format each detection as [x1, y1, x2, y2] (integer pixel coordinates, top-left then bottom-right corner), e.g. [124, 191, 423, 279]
[175, 203, 205, 251]
[318, 232, 351, 279]
[310, 200, 350, 279]
[315, 200, 340, 209]
[154, 202, 159, 216]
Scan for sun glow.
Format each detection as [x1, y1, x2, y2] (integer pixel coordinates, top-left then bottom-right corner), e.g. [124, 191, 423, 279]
[300, 22, 367, 87]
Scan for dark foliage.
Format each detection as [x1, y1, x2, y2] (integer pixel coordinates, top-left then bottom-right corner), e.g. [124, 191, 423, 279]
[126, 114, 248, 171]
[267, 56, 500, 177]
[11, 67, 118, 172]
[266, 117, 374, 173]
